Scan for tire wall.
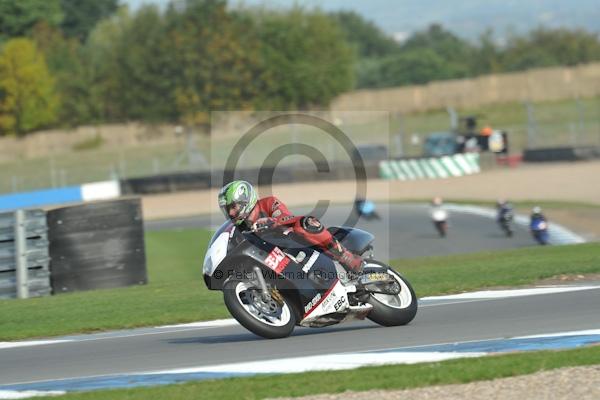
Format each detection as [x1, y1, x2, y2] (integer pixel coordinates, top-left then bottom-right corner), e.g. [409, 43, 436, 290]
[47, 199, 147, 294]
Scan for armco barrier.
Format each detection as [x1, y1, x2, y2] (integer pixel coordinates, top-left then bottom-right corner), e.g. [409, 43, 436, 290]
[523, 147, 600, 162]
[47, 198, 147, 293]
[0, 209, 51, 299]
[0, 180, 121, 213]
[120, 162, 381, 195]
[379, 153, 480, 180]
[120, 171, 212, 194]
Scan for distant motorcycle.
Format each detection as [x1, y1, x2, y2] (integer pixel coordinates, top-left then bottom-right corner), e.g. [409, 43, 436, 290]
[498, 211, 514, 237]
[354, 199, 380, 220]
[431, 207, 448, 237]
[530, 217, 549, 245]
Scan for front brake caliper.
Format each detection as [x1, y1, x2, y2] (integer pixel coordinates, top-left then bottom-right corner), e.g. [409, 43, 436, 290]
[270, 288, 285, 306]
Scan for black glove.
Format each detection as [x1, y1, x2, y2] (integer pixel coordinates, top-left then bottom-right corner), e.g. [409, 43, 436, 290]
[252, 217, 276, 232]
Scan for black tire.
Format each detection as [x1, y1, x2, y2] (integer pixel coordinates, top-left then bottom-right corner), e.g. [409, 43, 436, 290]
[364, 262, 418, 327]
[223, 280, 296, 339]
[501, 222, 513, 237]
[435, 221, 447, 237]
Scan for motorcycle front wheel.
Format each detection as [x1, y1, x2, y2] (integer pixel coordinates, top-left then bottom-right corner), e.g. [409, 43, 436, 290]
[223, 280, 296, 339]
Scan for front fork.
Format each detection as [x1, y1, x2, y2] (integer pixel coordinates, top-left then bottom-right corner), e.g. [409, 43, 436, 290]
[252, 266, 284, 305]
[252, 266, 270, 301]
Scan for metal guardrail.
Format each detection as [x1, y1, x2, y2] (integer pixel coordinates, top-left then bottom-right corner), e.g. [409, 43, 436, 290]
[523, 146, 600, 162]
[120, 161, 382, 195]
[0, 209, 51, 299]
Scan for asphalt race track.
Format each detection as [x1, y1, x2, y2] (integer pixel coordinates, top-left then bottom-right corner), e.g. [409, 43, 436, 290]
[146, 203, 539, 260]
[2, 286, 600, 390]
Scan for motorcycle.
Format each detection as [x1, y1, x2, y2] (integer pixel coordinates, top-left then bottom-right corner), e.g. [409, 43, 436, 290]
[498, 211, 514, 237]
[354, 199, 380, 220]
[203, 222, 417, 339]
[430, 207, 448, 237]
[530, 217, 549, 245]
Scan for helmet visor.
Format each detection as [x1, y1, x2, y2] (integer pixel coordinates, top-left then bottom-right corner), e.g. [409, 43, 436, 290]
[223, 201, 248, 224]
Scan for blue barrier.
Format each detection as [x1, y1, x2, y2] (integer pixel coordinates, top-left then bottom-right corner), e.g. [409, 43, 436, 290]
[0, 181, 121, 212]
[0, 187, 82, 212]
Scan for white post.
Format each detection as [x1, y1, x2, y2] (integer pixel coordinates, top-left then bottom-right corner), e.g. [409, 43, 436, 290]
[14, 209, 29, 299]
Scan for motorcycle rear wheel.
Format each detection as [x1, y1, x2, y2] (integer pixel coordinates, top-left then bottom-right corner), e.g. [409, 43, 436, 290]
[363, 262, 418, 327]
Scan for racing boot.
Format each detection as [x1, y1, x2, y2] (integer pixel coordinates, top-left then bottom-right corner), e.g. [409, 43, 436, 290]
[328, 239, 365, 274]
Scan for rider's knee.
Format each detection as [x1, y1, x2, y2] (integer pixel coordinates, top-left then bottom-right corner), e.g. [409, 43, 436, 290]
[300, 216, 324, 234]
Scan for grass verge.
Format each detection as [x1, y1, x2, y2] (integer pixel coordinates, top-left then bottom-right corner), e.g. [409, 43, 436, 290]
[54, 345, 600, 399]
[0, 229, 218, 340]
[392, 242, 600, 296]
[0, 230, 598, 341]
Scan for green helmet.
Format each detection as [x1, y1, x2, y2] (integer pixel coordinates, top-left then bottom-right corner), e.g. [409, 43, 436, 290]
[218, 180, 258, 225]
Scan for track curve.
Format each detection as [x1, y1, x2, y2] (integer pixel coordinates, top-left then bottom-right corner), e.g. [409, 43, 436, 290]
[146, 203, 538, 260]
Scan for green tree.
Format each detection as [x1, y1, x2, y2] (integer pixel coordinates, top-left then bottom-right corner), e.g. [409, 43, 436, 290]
[471, 29, 502, 75]
[32, 22, 94, 126]
[402, 24, 472, 60]
[0, 38, 59, 135]
[401, 23, 473, 78]
[254, 8, 355, 108]
[329, 11, 399, 58]
[356, 23, 475, 88]
[360, 48, 459, 88]
[0, 0, 62, 42]
[59, 0, 119, 40]
[108, 5, 177, 121]
[501, 27, 600, 71]
[166, 0, 265, 123]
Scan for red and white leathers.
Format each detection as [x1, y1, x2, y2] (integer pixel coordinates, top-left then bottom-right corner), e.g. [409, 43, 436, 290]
[245, 196, 364, 272]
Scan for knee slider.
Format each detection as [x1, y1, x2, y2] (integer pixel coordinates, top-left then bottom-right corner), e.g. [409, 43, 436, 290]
[301, 216, 324, 234]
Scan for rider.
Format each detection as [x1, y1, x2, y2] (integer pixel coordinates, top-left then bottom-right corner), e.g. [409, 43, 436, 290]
[218, 180, 364, 272]
[430, 196, 447, 217]
[496, 199, 514, 222]
[530, 206, 547, 223]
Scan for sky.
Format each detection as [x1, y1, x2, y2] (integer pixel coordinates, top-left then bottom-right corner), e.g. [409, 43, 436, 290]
[123, 0, 600, 41]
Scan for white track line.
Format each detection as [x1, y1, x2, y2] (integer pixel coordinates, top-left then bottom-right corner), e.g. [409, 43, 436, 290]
[420, 285, 600, 301]
[0, 320, 239, 350]
[0, 340, 72, 351]
[0, 390, 65, 399]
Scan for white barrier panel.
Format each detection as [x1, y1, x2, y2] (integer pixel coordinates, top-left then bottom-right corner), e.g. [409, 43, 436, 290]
[380, 153, 481, 180]
[80, 181, 121, 202]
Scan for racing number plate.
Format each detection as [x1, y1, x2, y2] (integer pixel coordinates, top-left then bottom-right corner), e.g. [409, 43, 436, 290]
[265, 247, 290, 273]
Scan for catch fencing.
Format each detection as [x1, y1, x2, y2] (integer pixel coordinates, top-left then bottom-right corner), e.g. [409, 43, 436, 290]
[0, 209, 51, 299]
